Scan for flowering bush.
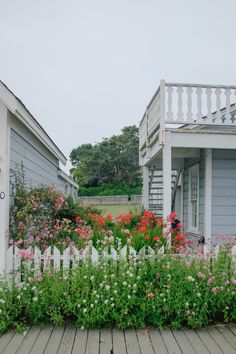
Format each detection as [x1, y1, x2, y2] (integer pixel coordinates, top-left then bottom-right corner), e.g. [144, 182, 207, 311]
[10, 183, 188, 253]
[0, 246, 235, 333]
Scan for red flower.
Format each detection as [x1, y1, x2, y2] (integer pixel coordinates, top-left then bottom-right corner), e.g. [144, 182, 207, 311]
[169, 212, 176, 219]
[105, 214, 112, 220]
[153, 236, 160, 241]
[75, 216, 82, 221]
[145, 235, 149, 240]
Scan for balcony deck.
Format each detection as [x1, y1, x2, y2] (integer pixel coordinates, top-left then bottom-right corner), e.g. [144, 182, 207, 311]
[140, 81, 236, 159]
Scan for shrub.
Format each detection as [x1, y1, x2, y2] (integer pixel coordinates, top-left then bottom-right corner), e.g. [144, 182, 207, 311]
[0, 246, 235, 333]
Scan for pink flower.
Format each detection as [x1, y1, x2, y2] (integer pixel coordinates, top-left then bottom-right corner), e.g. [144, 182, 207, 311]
[207, 277, 215, 285]
[211, 287, 218, 293]
[147, 292, 154, 300]
[230, 278, 236, 285]
[197, 272, 206, 279]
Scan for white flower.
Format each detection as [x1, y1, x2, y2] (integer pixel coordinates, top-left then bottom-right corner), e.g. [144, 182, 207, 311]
[111, 274, 115, 278]
[17, 295, 21, 300]
[84, 276, 87, 279]
[104, 275, 107, 279]
[114, 282, 118, 286]
[123, 281, 127, 286]
[129, 273, 133, 278]
[32, 286, 37, 291]
[77, 304, 81, 308]
[114, 290, 117, 294]
[137, 276, 141, 280]
[163, 298, 166, 302]
[105, 285, 110, 291]
[81, 326, 85, 330]
[95, 300, 98, 304]
[187, 276, 195, 282]
[83, 308, 87, 313]
[0, 309, 2, 314]
[197, 293, 201, 297]
[185, 302, 189, 307]
[111, 303, 115, 307]
[83, 299, 86, 303]
[33, 297, 38, 302]
[90, 304, 94, 308]
[0, 288, 3, 292]
[133, 284, 137, 288]
[23, 287, 27, 291]
[0, 299, 5, 304]
[96, 295, 100, 298]
[110, 297, 114, 301]
[128, 285, 131, 288]
[160, 293, 164, 297]
[100, 283, 104, 288]
[90, 276, 95, 281]
[104, 299, 108, 304]
[128, 295, 131, 299]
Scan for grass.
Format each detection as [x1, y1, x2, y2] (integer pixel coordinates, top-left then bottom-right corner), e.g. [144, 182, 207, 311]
[94, 203, 142, 217]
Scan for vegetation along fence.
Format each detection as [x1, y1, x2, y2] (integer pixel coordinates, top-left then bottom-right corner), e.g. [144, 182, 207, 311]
[79, 195, 142, 205]
[6, 244, 236, 284]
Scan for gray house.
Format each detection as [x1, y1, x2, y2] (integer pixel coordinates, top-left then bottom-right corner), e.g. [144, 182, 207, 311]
[0, 81, 78, 271]
[139, 80, 236, 244]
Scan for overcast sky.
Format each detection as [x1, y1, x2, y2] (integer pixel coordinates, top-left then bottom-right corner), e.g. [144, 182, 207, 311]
[0, 0, 236, 172]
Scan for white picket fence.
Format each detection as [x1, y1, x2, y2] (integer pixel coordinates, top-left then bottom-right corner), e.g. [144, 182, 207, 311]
[5, 243, 236, 284]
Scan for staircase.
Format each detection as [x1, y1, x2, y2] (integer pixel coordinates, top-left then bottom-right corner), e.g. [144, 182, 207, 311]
[148, 169, 180, 216]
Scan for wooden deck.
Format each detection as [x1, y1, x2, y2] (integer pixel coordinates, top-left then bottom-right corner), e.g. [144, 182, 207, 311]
[0, 324, 236, 354]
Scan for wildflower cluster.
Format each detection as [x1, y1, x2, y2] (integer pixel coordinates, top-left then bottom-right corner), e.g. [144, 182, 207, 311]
[0, 246, 235, 333]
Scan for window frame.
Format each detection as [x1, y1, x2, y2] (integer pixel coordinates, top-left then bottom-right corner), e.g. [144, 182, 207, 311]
[188, 164, 199, 234]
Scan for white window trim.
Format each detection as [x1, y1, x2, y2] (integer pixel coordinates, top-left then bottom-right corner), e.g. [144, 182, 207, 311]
[188, 164, 199, 234]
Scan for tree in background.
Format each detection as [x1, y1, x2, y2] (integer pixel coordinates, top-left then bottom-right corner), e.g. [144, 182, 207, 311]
[70, 125, 142, 195]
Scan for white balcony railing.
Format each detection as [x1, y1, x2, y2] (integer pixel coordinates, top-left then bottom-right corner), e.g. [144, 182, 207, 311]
[139, 81, 236, 150]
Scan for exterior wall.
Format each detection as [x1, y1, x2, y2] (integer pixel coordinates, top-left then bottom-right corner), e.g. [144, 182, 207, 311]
[212, 149, 236, 237]
[182, 151, 205, 236]
[9, 113, 77, 198]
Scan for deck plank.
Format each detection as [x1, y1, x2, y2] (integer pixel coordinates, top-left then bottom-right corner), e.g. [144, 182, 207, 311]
[172, 329, 196, 354]
[196, 328, 223, 354]
[183, 329, 208, 354]
[136, 329, 154, 354]
[219, 326, 236, 351]
[100, 328, 113, 354]
[30, 325, 54, 354]
[44, 326, 65, 354]
[2, 332, 26, 354]
[0, 330, 15, 353]
[112, 329, 126, 354]
[57, 324, 76, 354]
[149, 329, 168, 354]
[228, 324, 236, 336]
[160, 329, 182, 354]
[16, 327, 41, 354]
[72, 329, 88, 354]
[85, 329, 99, 354]
[125, 329, 141, 354]
[207, 327, 235, 354]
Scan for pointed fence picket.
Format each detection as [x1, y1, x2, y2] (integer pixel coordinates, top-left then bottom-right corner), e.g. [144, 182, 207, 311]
[4, 243, 236, 284]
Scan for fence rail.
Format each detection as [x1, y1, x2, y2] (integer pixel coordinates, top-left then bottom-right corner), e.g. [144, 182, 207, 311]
[6, 244, 236, 284]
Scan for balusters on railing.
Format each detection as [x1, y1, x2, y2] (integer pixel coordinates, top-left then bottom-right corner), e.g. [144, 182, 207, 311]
[177, 86, 183, 120]
[196, 87, 202, 121]
[215, 88, 221, 123]
[206, 87, 212, 122]
[167, 85, 173, 121]
[225, 89, 231, 123]
[186, 87, 193, 122]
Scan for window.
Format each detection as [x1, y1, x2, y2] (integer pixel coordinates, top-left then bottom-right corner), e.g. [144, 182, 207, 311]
[188, 164, 199, 232]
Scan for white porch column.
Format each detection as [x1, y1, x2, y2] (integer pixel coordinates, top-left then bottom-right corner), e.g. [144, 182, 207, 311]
[204, 148, 212, 245]
[142, 165, 149, 209]
[163, 131, 172, 247]
[0, 103, 10, 273]
[162, 131, 172, 219]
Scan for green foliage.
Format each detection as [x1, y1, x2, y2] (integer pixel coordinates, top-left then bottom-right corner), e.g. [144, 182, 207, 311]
[70, 125, 142, 191]
[77, 184, 142, 196]
[0, 247, 235, 333]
